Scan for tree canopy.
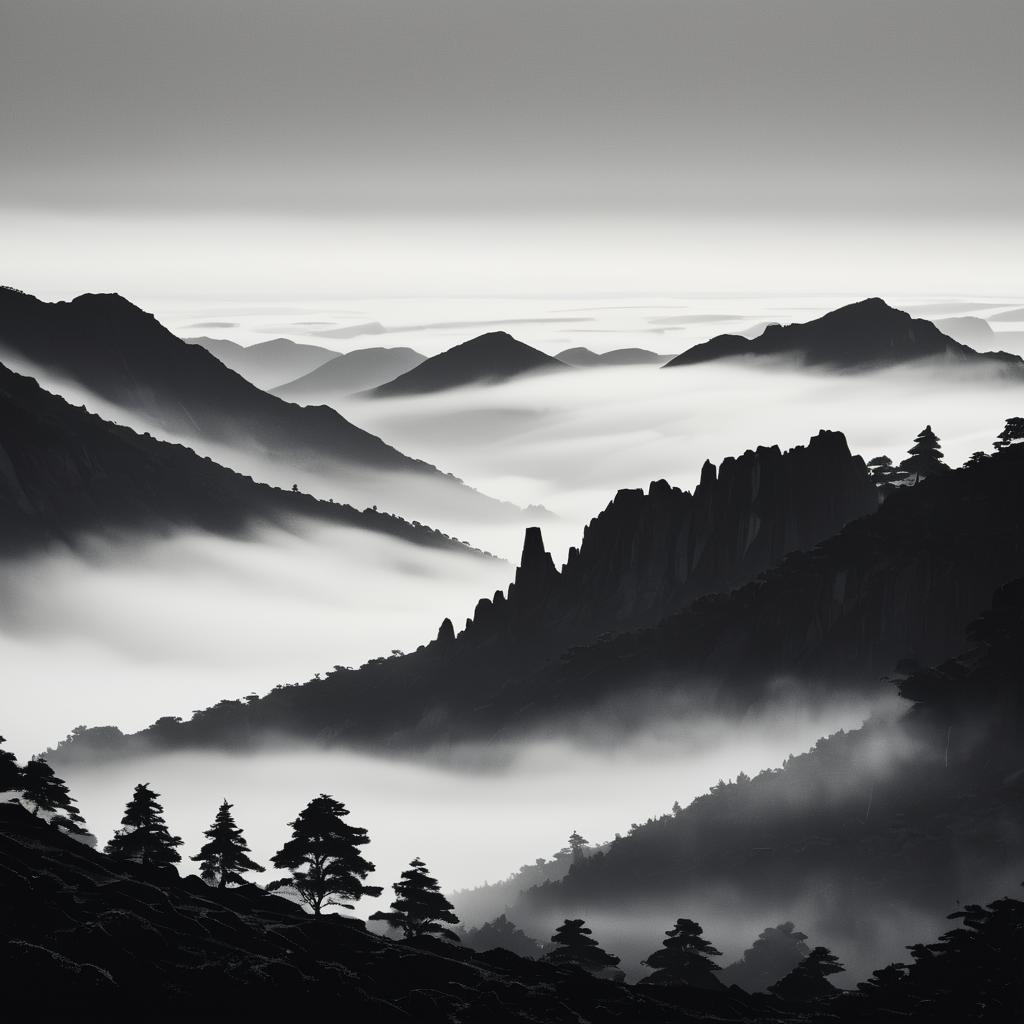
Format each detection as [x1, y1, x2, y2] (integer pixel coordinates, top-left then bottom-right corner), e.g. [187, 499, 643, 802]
[769, 945, 845, 1001]
[191, 799, 264, 888]
[994, 416, 1024, 451]
[269, 794, 381, 916]
[640, 917, 723, 988]
[104, 783, 183, 869]
[899, 425, 949, 482]
[544, 918, 620, 973]
[719, 921, 810, 992]
[20, 758, 89, 836]
[0, 734, 22, 792]
[370, 857, 461, 941]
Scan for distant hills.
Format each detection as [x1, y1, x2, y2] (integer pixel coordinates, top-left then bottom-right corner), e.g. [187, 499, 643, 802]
[273, 347, 427, 402]
[0, 359, 489, 559]
[664, 298, 1024, 371]
[185, 336, 338, 390]
[0, 287, 516, 522]
[367, 331, 566, 397]
[556, 347, 670, 367]
[52, 430, 884, 757]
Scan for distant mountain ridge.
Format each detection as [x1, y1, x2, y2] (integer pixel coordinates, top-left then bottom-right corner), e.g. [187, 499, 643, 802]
[556, 347, 670, 367]
[185, 335, 338, 389]
[0, 287, 515, 521]
[273, 347, 427, 401]
[0, 359, 490, 559]
[664, 297, 1024, 371]
[368, 331, 566, 397]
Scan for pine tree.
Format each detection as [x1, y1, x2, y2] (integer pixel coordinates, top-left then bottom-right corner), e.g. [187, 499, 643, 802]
[191, 799, 265, 888]
[459, 914, 543, 958]
[567, 830, 589, 862]
[268, 794, 381, 916]
[994, 416, 1024, 451]
[370, 857, 461, 941]
[769, 945, 845, 1001]
[719, 921, 810, 992]
[20, 758, 88, 835]
[640, 918, 723, 988]
[104, 783, 183, 869]
[899, 425, 949, 482]
[0, 734, 22, 792]
[963, 451, 989, 468]
[544, 918, 620, 973]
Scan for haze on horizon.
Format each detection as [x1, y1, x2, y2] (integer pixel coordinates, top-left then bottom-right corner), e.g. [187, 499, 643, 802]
[1, 0, 1022, 299]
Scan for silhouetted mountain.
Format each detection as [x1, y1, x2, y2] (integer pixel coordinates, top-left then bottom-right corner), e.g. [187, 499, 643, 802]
[556, 347, 671, 367]
[185, 335, 338, 389]
[0, 360, 490, 558]
[53, 431, 881, 757]
[368, 331, 566, 396]
[500, 576, 1024, 983]
[0, 803, 783, 1022]
[664, 298, 1024, 371]
[273, 347, 427, 401]
[0, 287, 514, 520]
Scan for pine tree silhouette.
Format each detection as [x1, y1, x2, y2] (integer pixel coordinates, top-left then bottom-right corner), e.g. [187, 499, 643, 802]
[963, 451, 990, 468]
[0, 734, 22, 792]
[719, 921, 810, 992]
[567, 830, 589, 862]
[994, 416, 1024, 451]
[544, 918, 620, 973]
[268, 794, 381, 915]
[191, 799, 265, 888]
[370, 857, 461, 941]
[640, 918, 723, 988]
[899, 425, 949, 482]
[104, 783, 183, 868]
[20, 758, 88, 835]
[769, 945, 845, 1001]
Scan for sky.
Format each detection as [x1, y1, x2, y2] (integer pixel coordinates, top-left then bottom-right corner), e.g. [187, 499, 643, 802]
[1, 0, 1022, 298]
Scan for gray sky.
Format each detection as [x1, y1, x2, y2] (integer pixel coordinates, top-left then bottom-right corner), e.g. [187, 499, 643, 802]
[1, 0, 1021, 296]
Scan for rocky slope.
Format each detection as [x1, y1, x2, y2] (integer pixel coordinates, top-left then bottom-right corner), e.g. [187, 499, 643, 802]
[664, 298, 1024, 371]
[52, 430, 880, 756]
[0, 360, 489, 559]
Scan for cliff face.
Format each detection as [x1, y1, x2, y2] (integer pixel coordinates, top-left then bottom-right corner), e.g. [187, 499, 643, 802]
[456, 430, 878, 652]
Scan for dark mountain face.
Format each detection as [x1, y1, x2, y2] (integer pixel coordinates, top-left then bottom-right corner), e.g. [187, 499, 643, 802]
[556, 347, 670, 367]
[273, 347, 427, 401]
[53, 430, 880, 757]
[664, 298, 1024, 371]
[499, 579, 1024, 982]
[0, 288, 512, 519]
[367, 331, 566, 397]
[0, 360, 490, 559]
[186, 335, 338, 390]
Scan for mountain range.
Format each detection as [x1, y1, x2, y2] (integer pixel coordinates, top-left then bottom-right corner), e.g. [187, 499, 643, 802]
[367, 331, 566, 397]
[51, 429, 883, 757]
[556, 347, 671, 367]
[664, 298, 1024, 371]
[272, 347, 427, 402]
[185, 336, 338, 390]
[0, 287, 516, 523]
[0, 359, 489, 559]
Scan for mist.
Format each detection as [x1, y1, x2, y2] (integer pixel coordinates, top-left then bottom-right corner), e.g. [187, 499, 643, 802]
[0, 521, 508, 758]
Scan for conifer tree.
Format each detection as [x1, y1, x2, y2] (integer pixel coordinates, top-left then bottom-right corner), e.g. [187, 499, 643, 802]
[962, 451, 989, 468]
[191, 799, 264, 888]
[899, 425, 949, 482]
[866, 455, 901, 488]
[994, 416, 1024, 451]
[544, 918, 620, 973]
[0, 734, 22, 792]
[640, 918, 723, 988]
[567, 830, 589, 862]
[719, 921, 810, 992]
[268, 794, 381, 916]
[20, 758, 89, 835]
[769, 945, 845, 1001]
[104, 782, 183, 868]
[370, 857, 461, 941]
